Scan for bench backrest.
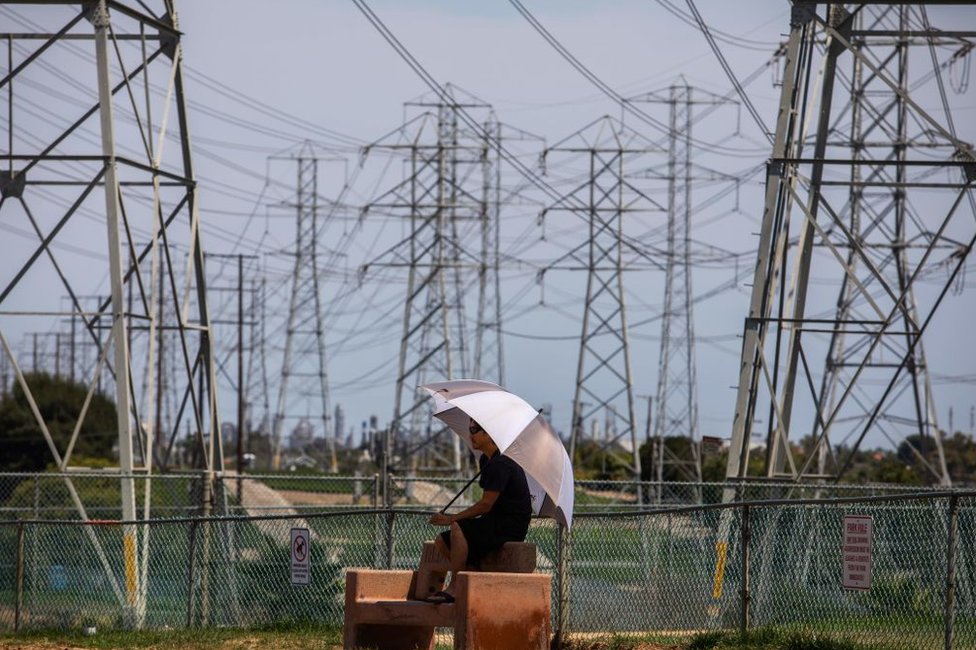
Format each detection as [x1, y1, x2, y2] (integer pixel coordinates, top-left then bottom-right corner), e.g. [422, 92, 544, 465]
[478, 541, 537, 572]
[413, 541, 537, 599]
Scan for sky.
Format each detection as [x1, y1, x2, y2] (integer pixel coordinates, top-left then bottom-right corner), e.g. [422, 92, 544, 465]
[2, 1, 975, 464]
[175, 0, 795, 442]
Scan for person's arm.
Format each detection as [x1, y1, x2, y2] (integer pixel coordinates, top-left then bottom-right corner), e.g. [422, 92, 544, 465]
[429, 491, 499, 526]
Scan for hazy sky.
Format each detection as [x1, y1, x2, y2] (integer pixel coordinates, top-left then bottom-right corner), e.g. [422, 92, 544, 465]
[3, 1, 974, 457]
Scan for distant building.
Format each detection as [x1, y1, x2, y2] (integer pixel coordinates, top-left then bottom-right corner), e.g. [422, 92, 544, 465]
[289, 418, 314, 451]
[334, 404, 345, 447]
[221, 422, 236, 447]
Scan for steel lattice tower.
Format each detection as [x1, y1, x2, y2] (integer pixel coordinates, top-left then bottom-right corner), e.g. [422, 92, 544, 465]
[710, 4, 975, 619]
[474, 118, 506, 386]
[655, 83, 702, 488]
[632, 82, 737, 493]
[725, 2, 976, 487]
[802, 4, 965, 485]
[544, 116, 665, 483]
[271, 145, 337, 472]
[0, 0, 220, 626]
[362, 86, 502, 482]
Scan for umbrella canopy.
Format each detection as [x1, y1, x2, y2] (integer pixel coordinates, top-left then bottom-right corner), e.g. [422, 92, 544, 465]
[421, 379, 574, 529]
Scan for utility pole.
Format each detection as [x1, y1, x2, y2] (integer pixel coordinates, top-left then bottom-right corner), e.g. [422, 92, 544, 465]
[206, 253, 258, 477]
[237, 256, 245, 476]
[0, 346, 8, 398]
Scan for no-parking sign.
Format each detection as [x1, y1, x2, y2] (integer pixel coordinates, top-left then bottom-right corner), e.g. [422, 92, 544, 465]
[842, 515, 872, 590]
[290, 527, 310, 586]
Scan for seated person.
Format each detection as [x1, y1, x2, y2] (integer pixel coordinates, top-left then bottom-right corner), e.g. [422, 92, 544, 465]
[426, 418, 532, 602]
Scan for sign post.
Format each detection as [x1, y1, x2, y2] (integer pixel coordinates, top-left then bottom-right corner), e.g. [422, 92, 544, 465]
[290, 528, 310, 586]
[842, 515, 872, 591]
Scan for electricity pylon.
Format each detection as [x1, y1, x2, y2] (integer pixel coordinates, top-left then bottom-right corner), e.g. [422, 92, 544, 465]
[725, 3, 975, 487]
[0, 1, 221, 626]
[361, 85, 502, 480]
[270, 143, 338, 472]
[474, 118, 506, 386]
[543, 116, 666, 485]
[632, 81, 737, 496]
[711, 6, 975, 620]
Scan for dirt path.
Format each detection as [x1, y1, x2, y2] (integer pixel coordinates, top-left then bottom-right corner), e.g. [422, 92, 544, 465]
[222, 475, 316, 545]
[407, 480, 467, 508]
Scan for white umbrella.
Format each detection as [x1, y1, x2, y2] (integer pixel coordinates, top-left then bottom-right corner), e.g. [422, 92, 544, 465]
[421, 379, 575, 529]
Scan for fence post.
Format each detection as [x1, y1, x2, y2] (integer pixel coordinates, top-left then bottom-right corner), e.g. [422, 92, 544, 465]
[553, 522, 572, 647]
[740, 503, 751, 636]
[372, 473, 380, 508]
[944, 495, 959, 650]
[385, 510, 396, 569]
[31, 475, 38, 595]
[14, 522, 24, 632]
[186, 521, 197, 628]
[373, 511, 384, 568]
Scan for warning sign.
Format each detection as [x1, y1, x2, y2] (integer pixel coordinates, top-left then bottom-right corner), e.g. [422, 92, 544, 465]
[290, 527, 310, 586]
[842, 515, 872, 591]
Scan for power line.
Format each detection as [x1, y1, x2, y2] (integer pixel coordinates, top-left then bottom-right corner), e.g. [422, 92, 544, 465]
[507, 0, 772, 154]
[651, 0, 783, 51]
[683, 0, 773, 142]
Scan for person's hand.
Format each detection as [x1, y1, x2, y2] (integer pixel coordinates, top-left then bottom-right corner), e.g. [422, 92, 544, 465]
[429, 512, 453, 526]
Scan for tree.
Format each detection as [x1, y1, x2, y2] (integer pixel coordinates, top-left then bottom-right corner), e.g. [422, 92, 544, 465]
[0, 372, 118, 473]
[939, 431, 976, 484]
[573, 439, 634, 481]
[638, 436, 770, 484]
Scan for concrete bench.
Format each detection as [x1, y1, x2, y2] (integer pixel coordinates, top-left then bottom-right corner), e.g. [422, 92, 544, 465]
[343, 542, 550, 650]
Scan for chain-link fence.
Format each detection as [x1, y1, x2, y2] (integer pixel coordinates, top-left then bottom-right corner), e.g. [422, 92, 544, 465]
[565, 494, 976, 649]
[2, 489, 976, 647]
[0, 471, 945, 521]
[0, 472, 381, 521]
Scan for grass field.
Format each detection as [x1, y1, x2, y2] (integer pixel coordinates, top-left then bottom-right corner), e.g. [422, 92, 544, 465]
[0, 624, 344, 649]
[0, 626, 914, 650]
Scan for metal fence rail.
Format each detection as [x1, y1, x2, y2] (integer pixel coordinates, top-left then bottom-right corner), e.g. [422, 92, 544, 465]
[0, 471, 948, 521]
[2, 490, 976, 647]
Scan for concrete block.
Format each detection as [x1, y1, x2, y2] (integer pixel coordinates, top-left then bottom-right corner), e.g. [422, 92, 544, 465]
[455, 572, 551, 650]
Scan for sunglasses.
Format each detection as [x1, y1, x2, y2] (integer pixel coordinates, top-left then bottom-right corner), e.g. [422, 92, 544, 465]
[468, 423, 484, 435]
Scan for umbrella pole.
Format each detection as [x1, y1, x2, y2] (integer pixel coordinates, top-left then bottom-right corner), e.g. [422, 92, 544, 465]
[439, 471, 481, 514]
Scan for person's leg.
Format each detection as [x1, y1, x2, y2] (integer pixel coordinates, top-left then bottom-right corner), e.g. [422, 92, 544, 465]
[434, 531, 450, 560]
[443, 521, 469, 596]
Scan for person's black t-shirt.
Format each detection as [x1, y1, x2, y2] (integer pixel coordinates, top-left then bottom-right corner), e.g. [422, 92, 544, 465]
[439, 451, 533, 564]
[478, 452, 531, 538]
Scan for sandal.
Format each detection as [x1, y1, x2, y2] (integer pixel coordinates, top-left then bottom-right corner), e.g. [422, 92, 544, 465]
[425, 590, 456, 604]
